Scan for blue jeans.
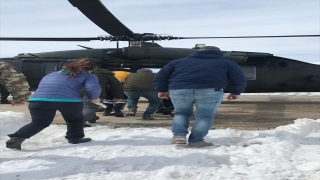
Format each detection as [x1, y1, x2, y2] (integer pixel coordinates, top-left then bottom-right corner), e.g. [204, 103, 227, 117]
[169, 89, 224, 143]
[125, 91, 160, 117]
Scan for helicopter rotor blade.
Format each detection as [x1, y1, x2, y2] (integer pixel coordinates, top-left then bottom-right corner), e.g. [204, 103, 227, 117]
[178, 34, 320, 39]
[68, 0, 134, 37]
[0, 37, 103, 41]
[1, 34, 318, 42]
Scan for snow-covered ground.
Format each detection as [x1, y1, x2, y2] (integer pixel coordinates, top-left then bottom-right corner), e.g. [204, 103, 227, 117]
[240, 92, 320, 96]
[0, 111, 319, 180]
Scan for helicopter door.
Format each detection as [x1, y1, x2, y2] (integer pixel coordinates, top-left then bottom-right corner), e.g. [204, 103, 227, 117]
[20, 61, 42, 90]
[266, 58, 294, 92]
[240, 66, 256, 80]
[43, 62, 59, 76]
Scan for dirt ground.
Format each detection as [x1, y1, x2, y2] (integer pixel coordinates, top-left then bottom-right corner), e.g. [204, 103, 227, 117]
[1, 94, 319, 130]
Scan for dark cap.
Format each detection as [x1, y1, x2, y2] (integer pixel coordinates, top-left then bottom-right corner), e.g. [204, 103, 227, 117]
[137, 68, 152, 72]
[199, 46, 220, 51]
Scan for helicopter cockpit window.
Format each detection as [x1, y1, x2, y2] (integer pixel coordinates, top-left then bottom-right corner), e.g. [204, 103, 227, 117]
[240, 66, 256, 80]
[44, 62, 58, 75]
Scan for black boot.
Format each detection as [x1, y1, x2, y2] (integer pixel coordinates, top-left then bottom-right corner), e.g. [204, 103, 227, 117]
[103, 109, 113, 116]
[88, 116, 99, 123]
[6, 137, 26, 150]
[114, 109, 124, 117]
[84, 124, 92, 127]
[156, 107, 166, 113]
[68, 138, 92, 144]
[1, 100, 11, 104]
[162, 106, 174, 115]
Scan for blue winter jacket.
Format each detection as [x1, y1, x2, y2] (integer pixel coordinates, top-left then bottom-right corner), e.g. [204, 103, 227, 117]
[153, 50, 247, 95]
[29, 71, 101, 102]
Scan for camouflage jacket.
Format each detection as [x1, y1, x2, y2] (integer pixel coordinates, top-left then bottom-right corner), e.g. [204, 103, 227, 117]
[0, 61, 31, 103]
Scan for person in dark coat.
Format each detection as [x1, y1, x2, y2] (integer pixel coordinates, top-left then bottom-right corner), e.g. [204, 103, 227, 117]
[102, 70, 130, 117]
[154, 46, 247, 148]
[82, 68, 124, 124]
[6, 58, 101, 150]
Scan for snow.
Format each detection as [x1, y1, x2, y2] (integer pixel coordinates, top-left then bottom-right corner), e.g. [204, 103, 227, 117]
[0, 111, 319, 180]
[241, 92, 320, 96]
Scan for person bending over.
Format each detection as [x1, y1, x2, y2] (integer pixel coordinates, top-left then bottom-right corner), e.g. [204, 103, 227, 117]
[6, 58, 101, 150]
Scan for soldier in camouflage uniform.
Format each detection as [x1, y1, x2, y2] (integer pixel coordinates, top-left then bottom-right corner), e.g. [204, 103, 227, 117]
[0, 61, 31, 106]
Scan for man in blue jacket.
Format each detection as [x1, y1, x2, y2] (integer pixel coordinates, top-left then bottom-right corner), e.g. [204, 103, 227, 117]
[153, 46, 247, 148]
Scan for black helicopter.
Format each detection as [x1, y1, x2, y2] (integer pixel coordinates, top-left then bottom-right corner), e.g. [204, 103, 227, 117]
[0, 0, 319, 92]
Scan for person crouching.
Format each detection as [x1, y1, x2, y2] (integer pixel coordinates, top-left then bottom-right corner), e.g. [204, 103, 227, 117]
[6, 58, 101, 150]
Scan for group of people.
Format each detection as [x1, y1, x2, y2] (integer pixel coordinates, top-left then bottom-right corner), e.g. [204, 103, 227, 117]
[1, 45, 247, 150]
[82, 67, 164, 124]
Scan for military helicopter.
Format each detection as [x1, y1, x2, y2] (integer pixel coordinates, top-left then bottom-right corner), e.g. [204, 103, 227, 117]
[0, 0, 319, 92]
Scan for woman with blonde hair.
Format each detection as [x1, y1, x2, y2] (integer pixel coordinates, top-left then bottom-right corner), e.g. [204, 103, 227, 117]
[6, 58, 101, 150]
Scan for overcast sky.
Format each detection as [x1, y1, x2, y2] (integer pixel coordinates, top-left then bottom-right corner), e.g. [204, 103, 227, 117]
[0, 0, 319, 64]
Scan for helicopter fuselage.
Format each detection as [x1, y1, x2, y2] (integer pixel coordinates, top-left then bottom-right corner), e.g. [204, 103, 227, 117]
[1, 47, 319, 93]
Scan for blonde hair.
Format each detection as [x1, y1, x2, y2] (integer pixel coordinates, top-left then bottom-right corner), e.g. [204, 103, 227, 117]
[62, 58, 97, 79]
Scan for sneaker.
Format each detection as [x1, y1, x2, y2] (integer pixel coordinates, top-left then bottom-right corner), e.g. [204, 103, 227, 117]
[68, 138, 92, 144]
[187, 141, 213, 148]
[126, 110, 136, 116]
[142, 116, 155, 120]
[96, 106, 104, 112]
[6, 137, 26, 150]
[171, 136, 187, 144]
